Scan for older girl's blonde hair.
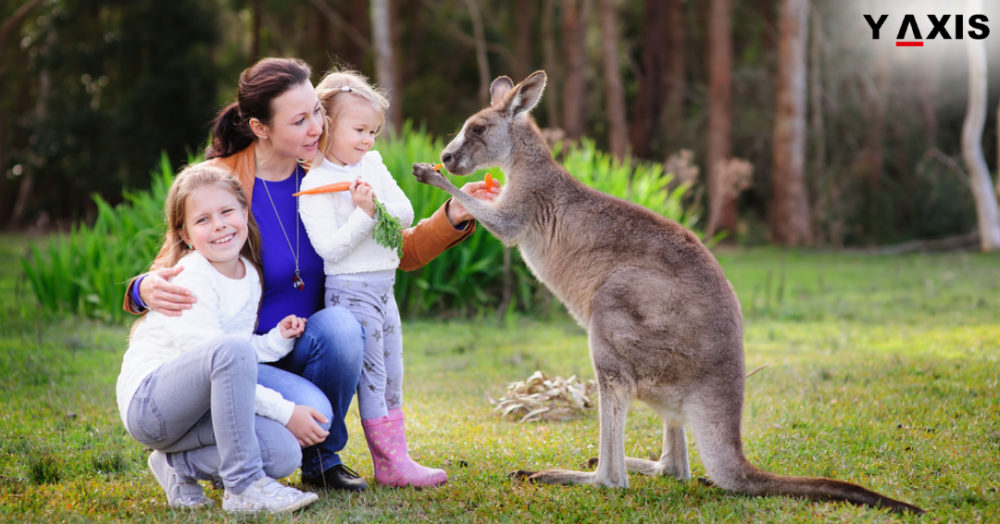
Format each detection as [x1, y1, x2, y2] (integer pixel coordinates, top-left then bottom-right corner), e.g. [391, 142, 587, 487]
[314, 69, 390, 160]
[162, 164, 262, 272]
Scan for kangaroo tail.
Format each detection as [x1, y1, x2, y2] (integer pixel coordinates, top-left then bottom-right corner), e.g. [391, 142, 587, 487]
[688, 388, 924, 515]
[719, 460, 925, 515]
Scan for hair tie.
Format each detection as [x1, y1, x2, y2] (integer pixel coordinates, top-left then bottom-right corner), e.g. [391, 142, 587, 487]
[340, 86, 352, 93]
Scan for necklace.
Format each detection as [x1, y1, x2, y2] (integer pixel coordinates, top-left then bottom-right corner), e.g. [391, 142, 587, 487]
[260, 168, 305, 291]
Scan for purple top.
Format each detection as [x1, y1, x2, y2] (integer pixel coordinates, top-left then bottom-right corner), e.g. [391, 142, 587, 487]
[251, 165, 326, 334]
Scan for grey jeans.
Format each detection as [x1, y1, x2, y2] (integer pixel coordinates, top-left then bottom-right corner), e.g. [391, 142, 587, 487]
[126, 335, 300, 492]
[325, 272, 403, 420]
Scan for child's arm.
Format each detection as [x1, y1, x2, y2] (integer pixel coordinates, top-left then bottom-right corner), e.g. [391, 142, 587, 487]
[252, 314, 305, 363]
[372, 153, 415, 229]
[299, 172, 378, 264]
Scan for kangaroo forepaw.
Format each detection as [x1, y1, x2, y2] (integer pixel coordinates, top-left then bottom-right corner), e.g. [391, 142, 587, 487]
[412, 162, 452, 190]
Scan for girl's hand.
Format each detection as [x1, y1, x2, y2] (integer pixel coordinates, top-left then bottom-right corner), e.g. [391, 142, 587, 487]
[349, 179, 377, 218]
[285, 405, 330, 447]
[278, 315, 307, 338]
[139, 266, 196, 316]
[448, 181, 499, 224]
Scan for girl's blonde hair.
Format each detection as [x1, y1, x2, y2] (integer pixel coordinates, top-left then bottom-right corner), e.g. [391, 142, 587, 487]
[314, 69, 390, 161]
[162, 164, 262, 272]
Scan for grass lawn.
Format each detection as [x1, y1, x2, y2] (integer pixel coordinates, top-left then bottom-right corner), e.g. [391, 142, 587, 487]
[1, 233, 997, 522]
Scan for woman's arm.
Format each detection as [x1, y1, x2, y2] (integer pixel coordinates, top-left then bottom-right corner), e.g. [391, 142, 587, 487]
[398, 181, 496, 271]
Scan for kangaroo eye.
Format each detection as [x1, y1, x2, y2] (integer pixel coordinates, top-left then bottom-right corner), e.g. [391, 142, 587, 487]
[471, 125, 486, 135]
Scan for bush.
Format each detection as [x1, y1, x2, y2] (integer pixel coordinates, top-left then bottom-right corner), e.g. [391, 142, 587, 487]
[22, 129, 701, 322]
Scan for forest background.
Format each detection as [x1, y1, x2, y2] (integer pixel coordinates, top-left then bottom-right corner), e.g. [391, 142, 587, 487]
[3, 0, 1000, 249]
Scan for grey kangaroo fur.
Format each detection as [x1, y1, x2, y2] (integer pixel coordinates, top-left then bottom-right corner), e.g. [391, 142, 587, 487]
[412, 71, 923, 515]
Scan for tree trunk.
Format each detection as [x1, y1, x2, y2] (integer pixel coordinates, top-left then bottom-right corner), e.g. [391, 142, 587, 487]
[561, 0, 588, 141]
[371, 0, 401, 135]
[598, 0, 628, 161]
[961, 6, 1000, 251]
[662, 0, 686, 153]
[512, 0, 535, 81]
[706, 0, 734, 236]
[629, 1, 667, 159]
[770, 0, 812, 245]
[251, 0, 261, 62]
[541, 0, 561, 127]
[463, 0, 491, 108]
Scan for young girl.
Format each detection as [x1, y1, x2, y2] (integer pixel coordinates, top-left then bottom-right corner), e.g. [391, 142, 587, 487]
[116, 165, 321, 512]
[297, 70, 444, 487]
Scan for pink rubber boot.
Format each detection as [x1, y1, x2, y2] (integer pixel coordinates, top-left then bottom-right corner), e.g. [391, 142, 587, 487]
[362, 409, 447, 488]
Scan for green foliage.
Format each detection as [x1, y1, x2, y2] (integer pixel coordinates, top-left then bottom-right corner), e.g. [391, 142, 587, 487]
[20, 0, 218, 219]
[22, 154, 174, 323]
[3, 241, 999, 521]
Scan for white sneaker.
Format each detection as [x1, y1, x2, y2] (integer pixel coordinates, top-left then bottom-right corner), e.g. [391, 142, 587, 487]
[147, 451, 213, 509]
[222, 476, 318, 513]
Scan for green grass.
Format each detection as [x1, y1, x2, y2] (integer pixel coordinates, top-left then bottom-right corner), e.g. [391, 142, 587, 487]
[1, 233, 998, 522]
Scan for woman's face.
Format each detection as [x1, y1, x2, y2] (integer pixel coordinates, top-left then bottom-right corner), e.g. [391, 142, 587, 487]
[256, 81, 324, 162]
[326, 98, 380, 166]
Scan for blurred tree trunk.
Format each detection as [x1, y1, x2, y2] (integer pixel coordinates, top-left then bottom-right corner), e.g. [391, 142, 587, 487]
[463, 0, 491, 107]
[662, 0, 686, 153]
[541, 0, 561, 127]
[598, 0, 627, 161]
[629, 1, 667, 159]
[308, 0, 369, 69]
[960, 12, 1000, 251]
[251, 0, 261, 62]
[511, 0, 534, 81]
[706, 0, 734, 236]
[561, 0, 588, 141]
[770, 0, 812, 245]
[371, 0, 401, 135]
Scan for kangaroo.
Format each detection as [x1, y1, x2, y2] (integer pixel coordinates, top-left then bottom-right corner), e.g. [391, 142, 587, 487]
[411, 71, 923, 515]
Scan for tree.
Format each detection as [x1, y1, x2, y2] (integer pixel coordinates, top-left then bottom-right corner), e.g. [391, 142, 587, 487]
[561, 0, 588, 140]
[597, 0, 628, 161]
[706, 0, 734, 236]
[371, 0, 401, 135]
[961, 0, 1000, 251]
[770, 0, 812, 245]
[629, 1, 668, 159]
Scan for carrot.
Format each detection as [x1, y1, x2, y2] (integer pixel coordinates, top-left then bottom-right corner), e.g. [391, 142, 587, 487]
[485, 173, 499, 191]
[292, 181, 352, 196]
[433, 163, 444, 172]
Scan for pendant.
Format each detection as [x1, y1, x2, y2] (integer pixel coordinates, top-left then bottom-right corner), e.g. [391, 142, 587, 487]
[293, 270, 305, 291]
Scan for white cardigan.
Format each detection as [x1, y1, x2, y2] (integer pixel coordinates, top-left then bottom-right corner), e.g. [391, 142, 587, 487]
[298, 151, 414, 276]
[116, 252, 295, 431]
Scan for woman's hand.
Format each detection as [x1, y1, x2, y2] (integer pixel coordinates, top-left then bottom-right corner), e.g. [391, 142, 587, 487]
[139, 266, 195, 316]
[285, 405, 330, 447]
[447, 181, 499, 224]
[349, 179, 377, 218]
[278, 315, 307, 338]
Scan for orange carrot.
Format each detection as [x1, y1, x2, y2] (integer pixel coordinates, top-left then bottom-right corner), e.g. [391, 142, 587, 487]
[433, 163, 444, 172]
[485, 173, 499, 190]
[292, 181, 352, 196]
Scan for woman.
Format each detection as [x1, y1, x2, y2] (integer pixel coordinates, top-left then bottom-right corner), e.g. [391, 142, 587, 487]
[124, 57, 493, 492]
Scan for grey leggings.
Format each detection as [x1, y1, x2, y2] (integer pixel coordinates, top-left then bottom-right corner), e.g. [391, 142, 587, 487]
[324, 272, 402, 420]
[125, 335, 300, 492]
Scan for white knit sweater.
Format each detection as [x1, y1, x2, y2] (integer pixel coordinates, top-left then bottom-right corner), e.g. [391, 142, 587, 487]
[298, 151, 414, 276]
[116, 251, 295, 431]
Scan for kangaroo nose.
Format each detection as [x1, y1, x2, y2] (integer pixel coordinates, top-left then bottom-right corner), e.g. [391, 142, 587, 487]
[441, 153, 453, 164]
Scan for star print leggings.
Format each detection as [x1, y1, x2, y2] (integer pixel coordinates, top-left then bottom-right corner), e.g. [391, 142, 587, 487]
[324, 270, 402, 420]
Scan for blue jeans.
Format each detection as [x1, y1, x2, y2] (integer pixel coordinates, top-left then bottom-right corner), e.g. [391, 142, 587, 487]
[258, 306, 364, 479]
[126, 335, 300, 493]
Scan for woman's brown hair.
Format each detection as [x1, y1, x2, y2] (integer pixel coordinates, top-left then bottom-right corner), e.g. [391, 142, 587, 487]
[206, 57, 313, 159]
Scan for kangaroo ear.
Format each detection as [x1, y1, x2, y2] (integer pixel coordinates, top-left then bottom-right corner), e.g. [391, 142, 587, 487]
[490, 76, 515, 106]
[506, 70, 546, 119]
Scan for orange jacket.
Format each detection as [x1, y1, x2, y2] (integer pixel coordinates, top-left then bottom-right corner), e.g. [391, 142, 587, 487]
[123, 143, 474, 313]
